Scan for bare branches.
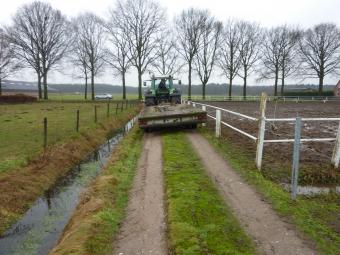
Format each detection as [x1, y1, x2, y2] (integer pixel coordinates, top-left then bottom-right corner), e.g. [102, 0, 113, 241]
[151, 30, 180, 76]
[175, 8, 209, 98]
[194, 17, 222, 99]
[218, 19, 242, 97]
[113, 0, 166, 99]
[72, 13, 106, 100]
[299, 23, 340, 94]
[106, 11, 133, 99]
[237, 21, 262, 97]
[7, 1, 70, 99]
[0, 28, 22, 95]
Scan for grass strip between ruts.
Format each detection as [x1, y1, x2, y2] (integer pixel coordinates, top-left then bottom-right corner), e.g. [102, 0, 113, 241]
[162, 131, 256, 255]
[200, 128, 340, 255]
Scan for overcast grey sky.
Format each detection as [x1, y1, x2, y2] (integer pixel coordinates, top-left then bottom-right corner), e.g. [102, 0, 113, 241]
[1, 0, 339, 86]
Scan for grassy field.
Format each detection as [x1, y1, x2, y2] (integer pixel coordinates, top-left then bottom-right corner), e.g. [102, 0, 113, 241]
[0, 101, 137, 174]
[163, 132, 256, 255]
[201, 128, 340, 254]
[50, 127, 143, 255]
[48, 93, 139, 101]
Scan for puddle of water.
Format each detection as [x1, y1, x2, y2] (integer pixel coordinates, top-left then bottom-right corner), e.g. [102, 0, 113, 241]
[282, 183, 340, 196]
[0, 119, 135, 255]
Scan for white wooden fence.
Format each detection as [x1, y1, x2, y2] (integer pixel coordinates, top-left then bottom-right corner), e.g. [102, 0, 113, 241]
[187, 94, 340, 170]
[188, 95, 340, 199]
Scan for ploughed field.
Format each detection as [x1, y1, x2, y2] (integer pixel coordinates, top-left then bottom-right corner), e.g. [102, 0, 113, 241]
[203, 101, 340, 185]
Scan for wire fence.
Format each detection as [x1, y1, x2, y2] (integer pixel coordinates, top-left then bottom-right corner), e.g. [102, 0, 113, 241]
[0, 100, 140, 173]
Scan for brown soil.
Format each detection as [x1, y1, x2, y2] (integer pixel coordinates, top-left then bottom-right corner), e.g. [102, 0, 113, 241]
[203, 101, 340, 184]
[113, 133, 167, 255]
[187, 132, 316, 255]
[0, 108, 140, 235]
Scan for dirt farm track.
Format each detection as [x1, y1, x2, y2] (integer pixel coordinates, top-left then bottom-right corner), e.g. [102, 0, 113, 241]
[203, 101, 340, 185]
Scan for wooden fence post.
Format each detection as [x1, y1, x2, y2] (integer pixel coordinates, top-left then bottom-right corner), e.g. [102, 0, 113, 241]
[116, 102, 119, 114]
[121, 101, 124, 112]
[125, 100, 128, 109]
[43, 117, 47, 149]
[215, 109, 221, 138]
[202, 105, 206, 127]
[291, 117, 302, 200]
[107, 103, 110, 117]
[94, 105, 97, 123]
[332, 121, 340, 168]
[76, 110, 80, 132]
[255, 92, 267, 170]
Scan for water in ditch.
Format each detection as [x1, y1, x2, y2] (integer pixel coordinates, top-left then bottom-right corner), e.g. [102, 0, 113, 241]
[0, 119, 135, 255]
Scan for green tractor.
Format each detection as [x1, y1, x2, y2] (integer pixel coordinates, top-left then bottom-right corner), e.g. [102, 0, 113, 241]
[143, 75, 181, 106]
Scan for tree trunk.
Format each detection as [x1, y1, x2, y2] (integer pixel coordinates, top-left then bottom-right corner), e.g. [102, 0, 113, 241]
[202, 83, 206, 100]
[281, 74, 285, 96]
[138, 69, 142, 100]
[228, 76, 233, 99]
[91, 72, 95, 101]
[243, 67, 247, 99]
[122, 72, 126, 100]
[37, 73, 42, 99]
[319, 75, 324, 95]
[0, 78, 2, 96]
[274, 72, 278, 97]
[188, 61, 192, 100]
[43, 71, 48, 100]
[84, 75, 88, 100]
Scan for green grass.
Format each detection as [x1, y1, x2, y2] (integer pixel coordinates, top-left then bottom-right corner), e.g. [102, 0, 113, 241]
[200, 128, 340, 255]
[162, 132, 256, 255]
[0, 101, 139, 174]
[50, 127, 143, 255]
[48, 93, 139, 101]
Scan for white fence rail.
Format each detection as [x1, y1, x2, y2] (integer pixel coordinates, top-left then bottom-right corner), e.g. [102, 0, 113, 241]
[187, 95, 340, 199]
[184, 95, 340, 103]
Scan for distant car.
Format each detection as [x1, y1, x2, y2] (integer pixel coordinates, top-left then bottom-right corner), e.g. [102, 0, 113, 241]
[95, 93, 113, 100]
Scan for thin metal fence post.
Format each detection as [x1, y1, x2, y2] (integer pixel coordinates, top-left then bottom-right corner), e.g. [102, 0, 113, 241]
[116, 102, 119, 114]
[121, 101, 124, 112]
[256, 93, 267, 170]
[94, 105, 97, 123]
[107, 103, 110, 117]
[202, 105, 206, 127]
[76, 110, 80, 132]
[291, 117, 302, 200]
[331, 121, 340, 168]
[215, 109, 221, 138]
[43, 117, 47, 149]
[125, 100, 128, 109]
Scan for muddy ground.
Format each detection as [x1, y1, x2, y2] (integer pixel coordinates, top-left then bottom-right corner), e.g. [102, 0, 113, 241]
[202, 101, 340, 185]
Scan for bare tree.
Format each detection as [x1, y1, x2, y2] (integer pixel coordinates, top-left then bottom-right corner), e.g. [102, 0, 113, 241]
[175, 8, 208, 99]
[194, 17, 222, 99]
[218, 19, 242, 98]
[279, 26, 301, 95]
[73, 13, 106, 100]
[69, 31, 90, 99]
[106, 13, 132, 100]
[237, 21, 262, 98]
[7, 1, 70, 99]
[299, 23, 340, 95]
[113, 0, 166, 100]
[258, 27, 283, 96]
[0, 28, 21, 95]
[151, 30, 180, 75]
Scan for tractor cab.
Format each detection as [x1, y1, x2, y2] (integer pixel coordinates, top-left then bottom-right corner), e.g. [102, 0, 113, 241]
[143, 75, 181, 106]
